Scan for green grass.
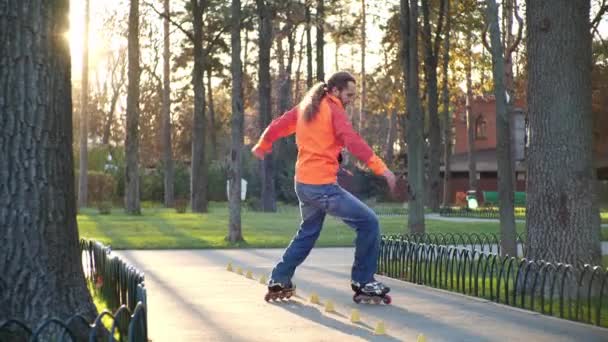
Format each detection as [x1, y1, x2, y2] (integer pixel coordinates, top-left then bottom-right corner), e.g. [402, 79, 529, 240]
[77, 205, 531, 250]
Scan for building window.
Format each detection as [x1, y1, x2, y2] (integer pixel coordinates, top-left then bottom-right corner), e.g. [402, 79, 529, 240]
[475, 115, 487, 140]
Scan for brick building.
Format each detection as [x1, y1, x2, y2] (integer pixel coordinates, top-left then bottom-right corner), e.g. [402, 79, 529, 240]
[443, 95, 608, 205]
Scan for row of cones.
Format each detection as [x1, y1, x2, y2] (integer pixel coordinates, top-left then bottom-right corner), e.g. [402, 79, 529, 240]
[226, 262, 427, 340]
[227, 263, 267, 283]
[308, 291, 396, 336]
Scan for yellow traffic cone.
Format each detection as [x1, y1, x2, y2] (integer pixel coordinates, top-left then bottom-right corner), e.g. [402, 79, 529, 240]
[246, 270, 253, 279]
[417, 334, 427, 342]
[226, 263, 233, 271]
[309, 293, 320, 304]
[374, 321, 386, 335]
[324, 300, 335, 313]
[259, 275, 267, 285]
[236, 267, 243, 275]
[350, 309, 361, 323]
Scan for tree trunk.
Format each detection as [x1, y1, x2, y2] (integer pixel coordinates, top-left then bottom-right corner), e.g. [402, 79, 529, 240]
[316, 0, 325, 81]
[441, 0, 452, 207]
[294, 29, 306, 102]
[465, 31, 478, 191]
[191, 0, 208, 213]
[525, 0, 601, 266]
[102, 89, 120, 146]
[421, 0, 445, 212]
[359, 0, 366, 132]
[257, 0, 276, 212]
[207, 70, 217, 161]
[401, 0, 425, 233]
[385, 110, 397, 166]
[125, 0, 141, 214]
[78, 0, 90, 208]
[486, 0, 517, 257]
[229, 0, 244, 243]
[162, 0, 175, 207]
[0, 0, 97, 335]
[306, 3, 313, 88]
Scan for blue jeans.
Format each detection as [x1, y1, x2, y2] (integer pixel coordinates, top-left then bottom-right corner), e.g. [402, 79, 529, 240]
[270, 182, 380, 285]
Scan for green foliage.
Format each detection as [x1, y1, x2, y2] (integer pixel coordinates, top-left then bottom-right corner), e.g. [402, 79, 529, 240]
[141, 169, 164, 202]
[174, 162, 191, 200]
[208, 161, 228, 201]
[75, 170, 117, 205]
[174, 199, 188, 214]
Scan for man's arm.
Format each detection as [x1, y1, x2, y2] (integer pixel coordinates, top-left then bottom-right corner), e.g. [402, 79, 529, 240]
[330, 102, 388, 176]
[252, 106, 298, 156]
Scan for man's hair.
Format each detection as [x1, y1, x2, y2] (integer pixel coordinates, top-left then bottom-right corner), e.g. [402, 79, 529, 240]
[299, 71, 356, 122]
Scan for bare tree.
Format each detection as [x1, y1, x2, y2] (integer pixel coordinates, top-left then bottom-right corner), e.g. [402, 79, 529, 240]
[191, 0, 209, 213]
[401, 0, 425, 233]
[441, 0, 452, 207]
[421, 0, 447, 212]
[228, 0, 245, 243]
[484, 0, 517, 257]
[162, 0, 175, 207]
[316, 0, 325, 81]
[78, 0, 91, 208]
[257, 0, 276, 211]
[359, 0, 367, 132]
[465, 31, 477, 191]
[125, 0, 142, 214]
[306, 1, 313, 87]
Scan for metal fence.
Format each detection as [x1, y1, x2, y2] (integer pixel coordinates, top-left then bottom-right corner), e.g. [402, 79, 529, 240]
[439, 207, 527, 219]
[378, 234, 608, 327]
[0, 239, 147, 341]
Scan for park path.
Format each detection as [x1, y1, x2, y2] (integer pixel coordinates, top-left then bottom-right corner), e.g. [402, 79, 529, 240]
[115, 248, 608, 342]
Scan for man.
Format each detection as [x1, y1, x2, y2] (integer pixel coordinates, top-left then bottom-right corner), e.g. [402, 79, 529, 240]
[252, 71, 396, 301]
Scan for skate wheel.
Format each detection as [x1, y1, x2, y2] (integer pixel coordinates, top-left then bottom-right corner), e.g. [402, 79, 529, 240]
[264, 293, 272, 302]
[285, 292, 292, 299]
[372, 297, 381, 304]
[353, 294, 362, 304]
[383, 295, 392, 305]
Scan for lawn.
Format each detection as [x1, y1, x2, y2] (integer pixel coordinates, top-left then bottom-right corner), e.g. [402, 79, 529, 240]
[78, 204, 532, 250]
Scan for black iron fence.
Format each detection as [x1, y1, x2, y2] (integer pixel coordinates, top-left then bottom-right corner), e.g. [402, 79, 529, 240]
[398, 232, 527, 257]
[378, 234, 608, 327]
[0, 239, 147, 341]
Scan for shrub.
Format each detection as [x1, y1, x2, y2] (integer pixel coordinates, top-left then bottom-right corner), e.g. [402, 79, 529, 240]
[75, 171, 116, 205]
[97, 201, 112, 215]
[174, 198, 188, 213]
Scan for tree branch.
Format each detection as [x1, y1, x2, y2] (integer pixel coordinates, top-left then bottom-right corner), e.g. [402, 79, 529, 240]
[433, 0, 447, 57]
[420, 0, 433, 55]
[506, 0, 523, 56]
[591, 0, 608, 31]
[481, 23, 491, 52]
[142, 0, 195, 42]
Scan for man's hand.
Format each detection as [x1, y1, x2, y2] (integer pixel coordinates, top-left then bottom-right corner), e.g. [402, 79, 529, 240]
[382, 169, 397, 195]
[252, 145, 267, 160]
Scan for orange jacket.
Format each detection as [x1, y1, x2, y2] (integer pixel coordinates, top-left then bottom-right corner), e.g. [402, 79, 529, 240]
[253, 94, 388, 185]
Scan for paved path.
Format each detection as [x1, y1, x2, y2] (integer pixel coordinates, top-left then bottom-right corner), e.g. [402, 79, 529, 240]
[115, 248, 608, 342]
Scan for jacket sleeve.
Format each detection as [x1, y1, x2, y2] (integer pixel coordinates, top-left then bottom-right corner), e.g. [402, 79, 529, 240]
[330, 102, 388, 175]
[252, 106, 298, 152]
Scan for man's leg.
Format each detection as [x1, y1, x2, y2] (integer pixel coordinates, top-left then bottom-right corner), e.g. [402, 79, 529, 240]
[324, 185, 380, 284]
[270, 200, 326, 284]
